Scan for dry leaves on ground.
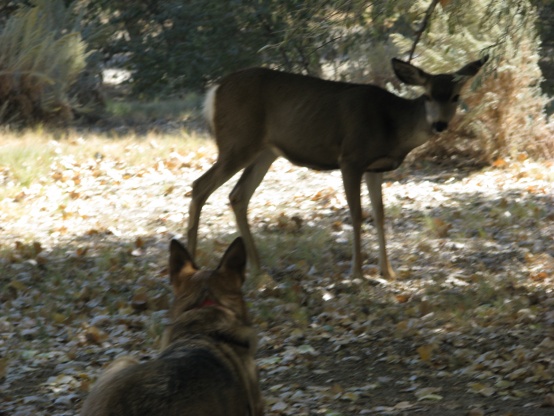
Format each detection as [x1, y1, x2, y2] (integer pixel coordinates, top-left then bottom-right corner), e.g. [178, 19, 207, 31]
[0, 136, 553, 415]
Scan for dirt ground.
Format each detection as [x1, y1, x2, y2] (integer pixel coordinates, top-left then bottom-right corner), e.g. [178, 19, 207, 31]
[0, 137, 553, 415]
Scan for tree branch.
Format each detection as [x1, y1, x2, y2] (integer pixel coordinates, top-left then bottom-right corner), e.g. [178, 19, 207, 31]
[408, 0, 441, 62]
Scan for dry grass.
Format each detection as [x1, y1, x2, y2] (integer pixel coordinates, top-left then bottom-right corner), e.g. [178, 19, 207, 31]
[0, 0, 86, 125]
[0, 128, 208, 200]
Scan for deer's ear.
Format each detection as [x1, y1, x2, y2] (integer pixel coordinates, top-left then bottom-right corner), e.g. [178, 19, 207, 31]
[391, 58, 430, 86]
[456, 55, 489, 77]
[217, 237, 247, 284]
[169, 239, 197, 286]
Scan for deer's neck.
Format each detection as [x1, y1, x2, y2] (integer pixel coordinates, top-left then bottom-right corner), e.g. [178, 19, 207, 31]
[396, 96, 434, 151]
[364, 96, 435, 173]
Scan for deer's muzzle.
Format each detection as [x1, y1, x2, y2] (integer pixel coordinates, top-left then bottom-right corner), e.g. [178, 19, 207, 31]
[432, 121, 448, 133]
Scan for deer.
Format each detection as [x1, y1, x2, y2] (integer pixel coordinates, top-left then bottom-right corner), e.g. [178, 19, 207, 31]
[187, 55, 488, 280]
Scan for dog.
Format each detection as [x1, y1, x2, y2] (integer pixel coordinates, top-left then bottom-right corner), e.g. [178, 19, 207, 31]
[81, 237, 263, 416]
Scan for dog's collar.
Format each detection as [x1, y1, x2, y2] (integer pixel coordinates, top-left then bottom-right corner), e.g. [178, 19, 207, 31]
[195, 288, 219, 309]
[198, 298, 217, 308]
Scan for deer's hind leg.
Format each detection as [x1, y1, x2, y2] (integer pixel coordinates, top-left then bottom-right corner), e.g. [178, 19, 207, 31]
[229, 149, 277, 274]
[187, 151, 260, 257]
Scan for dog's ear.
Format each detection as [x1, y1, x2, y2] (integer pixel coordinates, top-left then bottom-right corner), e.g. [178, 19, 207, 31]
[169, 239, 197, 286]
[218, 237, 247, 283]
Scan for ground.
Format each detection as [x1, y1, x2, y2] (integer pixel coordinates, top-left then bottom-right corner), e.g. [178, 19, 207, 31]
[0, 133, 553, 415]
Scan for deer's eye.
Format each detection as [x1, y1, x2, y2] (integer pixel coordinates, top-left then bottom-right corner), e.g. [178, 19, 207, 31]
[452, 94, 460, 103]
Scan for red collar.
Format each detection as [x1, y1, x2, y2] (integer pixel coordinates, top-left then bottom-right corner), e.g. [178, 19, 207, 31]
[198, 298, 217, 308]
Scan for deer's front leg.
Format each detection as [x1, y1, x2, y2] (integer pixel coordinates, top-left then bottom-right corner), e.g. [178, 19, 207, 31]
[364, 172, 396, 279]
[341, 166, 364, 279]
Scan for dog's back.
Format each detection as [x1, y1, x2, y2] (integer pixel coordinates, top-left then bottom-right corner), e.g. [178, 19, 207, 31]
[81, 344, 251, 416]
[81, 238, 263, 416]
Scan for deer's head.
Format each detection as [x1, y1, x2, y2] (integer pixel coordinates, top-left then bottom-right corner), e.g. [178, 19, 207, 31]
[392, 55, 488, 133]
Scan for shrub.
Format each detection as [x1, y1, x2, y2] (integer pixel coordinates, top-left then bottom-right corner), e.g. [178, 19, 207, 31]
[391, 0, 552, 162]
[100, 0, 363, 96]
[0, 0, 87, 125]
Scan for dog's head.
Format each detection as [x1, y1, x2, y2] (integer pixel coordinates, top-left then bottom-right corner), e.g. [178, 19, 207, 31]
[168, 237, 249, 322]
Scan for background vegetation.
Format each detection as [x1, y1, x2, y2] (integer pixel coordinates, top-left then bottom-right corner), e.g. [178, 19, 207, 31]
[0, 0, 552, 161]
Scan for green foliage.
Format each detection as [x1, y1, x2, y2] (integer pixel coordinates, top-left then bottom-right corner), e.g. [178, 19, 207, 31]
[100, 0, 372, 95]
[128, 1, 256, 95]
[0, 0, 87, 125]
[106, 94, 202, 124]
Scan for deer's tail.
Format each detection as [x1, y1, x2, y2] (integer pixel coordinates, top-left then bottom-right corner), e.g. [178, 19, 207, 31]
[203, 85, 218, 135]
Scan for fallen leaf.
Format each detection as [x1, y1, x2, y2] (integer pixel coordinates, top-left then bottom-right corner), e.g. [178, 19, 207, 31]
[417, 344, 435, 363]
[394, 401, 414, 410]
[417, 393, 443, 401]
[0, 358, 8, 379]
[131, 291, 149, 311]
[415, 387, 442, 400]
[271, 401, 288, 411]
[395, 294, 410, 303]
[52, 313, 68, 324]
[341, 392, 359, 402]
[541, 393, 554, 408]
[83, 326, 107, 344]
[468, 382, 496, 397]
[9, 280, 27, 292]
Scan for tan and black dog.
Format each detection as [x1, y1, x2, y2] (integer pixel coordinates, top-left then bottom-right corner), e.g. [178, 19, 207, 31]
[81, 237, 263, 416]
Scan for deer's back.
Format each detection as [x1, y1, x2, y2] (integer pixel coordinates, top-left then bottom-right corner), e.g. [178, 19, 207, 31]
[212, 68, 405, 170]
